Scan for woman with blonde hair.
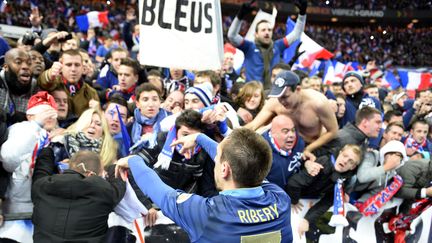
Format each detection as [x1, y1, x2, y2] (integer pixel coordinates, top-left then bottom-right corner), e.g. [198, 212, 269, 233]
[51, 108, 118, 169]
[235, 81, 265, 125]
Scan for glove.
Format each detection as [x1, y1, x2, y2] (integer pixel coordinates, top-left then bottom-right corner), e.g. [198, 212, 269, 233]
[289, 42, 306, 66]
[295, 0, 308, 15]
[237, 0, 256, 20]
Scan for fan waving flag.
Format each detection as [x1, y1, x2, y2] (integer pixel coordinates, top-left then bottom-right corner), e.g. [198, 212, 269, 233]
[284, 18, 333, 68]
[75, 11, 109, 31]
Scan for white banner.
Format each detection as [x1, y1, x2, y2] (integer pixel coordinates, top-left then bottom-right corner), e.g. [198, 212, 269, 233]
[138, 0, 224, 71]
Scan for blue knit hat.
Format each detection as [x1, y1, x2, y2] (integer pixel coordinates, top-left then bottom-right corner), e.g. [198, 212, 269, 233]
[343, 71, 364, 85]
[185, 82, 213, 107]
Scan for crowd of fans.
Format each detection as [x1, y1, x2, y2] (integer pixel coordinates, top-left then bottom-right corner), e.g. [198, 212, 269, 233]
[309, 0, 432, 10]
[0, 0, 431, 242]
[1, 1, 432, 68]
[303, 25, 432, 67]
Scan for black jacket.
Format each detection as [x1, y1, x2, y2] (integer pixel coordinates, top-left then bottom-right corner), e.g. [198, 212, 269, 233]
[135, 132, 217, 197]
[396, 158, 432, 213]
[286, 153, 356, 223]
[31, 148, 126, 243]
[314, 122, 368, 158]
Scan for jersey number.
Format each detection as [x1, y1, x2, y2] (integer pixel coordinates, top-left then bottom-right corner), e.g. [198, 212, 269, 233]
[240, 230, 281, 243]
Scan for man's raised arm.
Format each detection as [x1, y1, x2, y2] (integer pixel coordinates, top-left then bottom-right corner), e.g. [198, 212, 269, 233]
[244, 98, 277, 131]
[227, 1, 255, 47]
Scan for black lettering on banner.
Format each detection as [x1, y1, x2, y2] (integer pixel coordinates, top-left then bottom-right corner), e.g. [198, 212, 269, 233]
[158, 0, 172, 29]
[141, 0, 214, 34]
[175, 0, 188, 32]
[204, 3, 213, 33]
[142, 0, 156, 25]
[190, 1, 202, 33]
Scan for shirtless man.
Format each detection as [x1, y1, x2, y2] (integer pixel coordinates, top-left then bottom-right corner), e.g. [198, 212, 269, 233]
[245, 71, 338, 154]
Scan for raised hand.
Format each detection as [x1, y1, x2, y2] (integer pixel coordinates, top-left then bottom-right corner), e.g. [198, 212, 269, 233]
[237, 0, 257, 20]
[295, 0, 308, 15]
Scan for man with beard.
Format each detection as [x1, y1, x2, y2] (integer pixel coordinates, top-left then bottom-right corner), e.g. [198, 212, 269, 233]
[0, 48, 35, 123]
[227, 0, 307, 89]
[30, 50, 45, 79]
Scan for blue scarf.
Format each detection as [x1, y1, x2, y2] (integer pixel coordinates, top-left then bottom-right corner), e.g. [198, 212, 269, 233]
[154, 125, 201, 170]
[131, 108, 169, 147]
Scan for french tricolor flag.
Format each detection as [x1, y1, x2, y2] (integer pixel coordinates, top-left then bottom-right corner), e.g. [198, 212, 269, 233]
[75, 11, 109, 32]
[398, 70, 431, 91]
[284, 19, 333, 68]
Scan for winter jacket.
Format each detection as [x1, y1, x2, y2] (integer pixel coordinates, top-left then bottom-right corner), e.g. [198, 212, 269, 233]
[0, 121, 46, 219]
[396, 158, 432, 213]
[286, 153, 356, 222]
[32, 148, 125, 242]
[314, 122, 368, 158]
[355, 150, 399, 201]
[38, 71, 99, 116]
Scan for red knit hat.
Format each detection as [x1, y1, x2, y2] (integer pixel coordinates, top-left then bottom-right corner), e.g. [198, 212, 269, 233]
[26, 91, 58, 115]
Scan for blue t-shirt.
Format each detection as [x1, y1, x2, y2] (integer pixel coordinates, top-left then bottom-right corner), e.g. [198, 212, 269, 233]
[263, 131, 305, 189]
[96, 64, 118, 90]
[238, 38, 289, 83]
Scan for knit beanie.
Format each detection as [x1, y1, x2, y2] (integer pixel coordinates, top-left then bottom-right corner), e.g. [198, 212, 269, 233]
[185, 82, 213, 107]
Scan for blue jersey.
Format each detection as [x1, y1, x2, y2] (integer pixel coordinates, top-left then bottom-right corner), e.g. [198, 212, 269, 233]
[263, 131, 305, 189]
[96, 65, 118, 89]
[129, 156, 293, 243]
[239, 38, 289, 83]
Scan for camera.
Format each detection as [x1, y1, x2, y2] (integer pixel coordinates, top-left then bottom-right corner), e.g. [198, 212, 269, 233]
[58, 33, 73, 43]
[22, 32, 39, 46]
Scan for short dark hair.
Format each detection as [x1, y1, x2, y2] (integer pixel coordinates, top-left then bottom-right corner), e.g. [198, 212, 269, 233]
[411, 119, 429, 130]
[120, 57, 140, 75]
[105, 93, 129, 117]
[355, 106, 381, 126]
[385, 121, 404, 133]
[69, 150, 102, 176]
[220, 128, 272, 188]
[175, 109, 204, 131]
[273, 63, 291, 71]
[255, 19, 270, 33]
[195, 70, 221, 87]
[135, 83, 161, 100]
[293, 70, 308, 82]
[383, 110, 402, 123]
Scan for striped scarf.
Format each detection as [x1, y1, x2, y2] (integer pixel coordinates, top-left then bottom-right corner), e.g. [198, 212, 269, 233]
[404, 135, 426, 153]
[268, 131, 292, 157]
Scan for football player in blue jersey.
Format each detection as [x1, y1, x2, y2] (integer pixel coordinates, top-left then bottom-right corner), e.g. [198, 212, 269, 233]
[115, 128, 293, 242]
